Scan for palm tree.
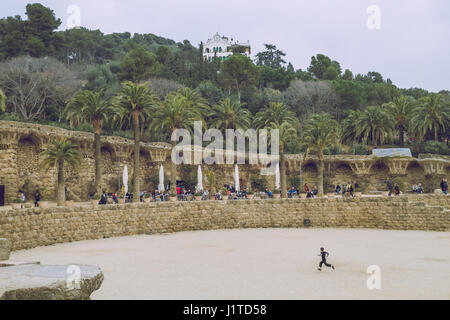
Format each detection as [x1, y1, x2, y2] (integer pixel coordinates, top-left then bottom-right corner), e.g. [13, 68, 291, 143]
[270, 121, 297, 198]
[0, 89, 6, 112]
[114, 81, 158, 202]
[150, 91, 204, 184]
[208, 98, 251, 131]
[410, 94, 450, 141]
[341, 110, 362, 145]
[385, 96, 413, 146]
[356, 106, 395, 146]
[65, 90, 119, 193]
[40, 139, 82, 206]
[301, 113, 339, 197]
[254, 102, 297, 128]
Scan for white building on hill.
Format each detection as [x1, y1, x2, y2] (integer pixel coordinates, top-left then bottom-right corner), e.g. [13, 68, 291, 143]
[203, 32, 251, 62]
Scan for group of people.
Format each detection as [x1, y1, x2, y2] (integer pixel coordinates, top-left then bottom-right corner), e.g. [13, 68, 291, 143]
[411, 183, 424, 194]
[386, 179, 402, 196]
[304, 184, 319, 198]
[334, 182, 359, 198]
[16, 189, 41, 207]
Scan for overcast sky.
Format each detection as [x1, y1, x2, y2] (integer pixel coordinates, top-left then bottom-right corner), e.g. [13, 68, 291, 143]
[2, 0, 449, 92]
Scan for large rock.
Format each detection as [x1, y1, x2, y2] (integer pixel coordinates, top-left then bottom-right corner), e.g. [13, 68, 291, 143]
[0, 239, 11, 261]
[0, 264, 104, 300]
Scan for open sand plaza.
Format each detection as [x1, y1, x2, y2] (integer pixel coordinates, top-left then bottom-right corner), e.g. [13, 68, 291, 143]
[9, 228, 450, 300]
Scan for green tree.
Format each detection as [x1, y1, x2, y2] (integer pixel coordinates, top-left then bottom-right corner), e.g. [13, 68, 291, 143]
[118, 47, 162, 82]
[255, 44, 287, 68]
[384, 95, 413, 146]
[270, 122, 298, 198]
[301, 113, 339, 196]
[341, 110, 362, 145]
[65, 90, 119, 193]
[220, 54, 259, 103]
[24, 3, 61, 55]
[341, 69, 353, 80]
[40, 139, 82, 206]
[254, 102, 297, 128]
[155, 45, 172, 64]
[323, 66, 339, 80]
[150, 90, 204, 183]
[410, 94, 450, 141]
[114, 81, 158, 201]
[209, 98, 251, 131]
[307, 54, 331, 79]
[356, 106, 395, 146]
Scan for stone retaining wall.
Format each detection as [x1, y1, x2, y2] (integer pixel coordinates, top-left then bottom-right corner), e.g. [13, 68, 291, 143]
[0, 196, 449, 251]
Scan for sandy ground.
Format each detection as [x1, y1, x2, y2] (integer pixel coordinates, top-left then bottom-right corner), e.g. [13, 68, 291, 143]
[9, 228, 450, 300]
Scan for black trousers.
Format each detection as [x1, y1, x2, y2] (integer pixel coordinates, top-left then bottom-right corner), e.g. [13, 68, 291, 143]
[319, 260, 332, 268]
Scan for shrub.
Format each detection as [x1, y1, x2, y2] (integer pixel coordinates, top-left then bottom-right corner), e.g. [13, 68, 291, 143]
[352, 144, 370, 155]
[422, 174, 442, 193]
[323, 144, 342, 155]
[411, 141, 450, 156]
[250, 175, 268, 192]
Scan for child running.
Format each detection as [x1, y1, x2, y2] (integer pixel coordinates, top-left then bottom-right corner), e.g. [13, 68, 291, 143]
[317, 247, 335, 271]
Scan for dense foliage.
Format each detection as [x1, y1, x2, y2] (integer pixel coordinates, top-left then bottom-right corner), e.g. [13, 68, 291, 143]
[0, 3, 449, 156]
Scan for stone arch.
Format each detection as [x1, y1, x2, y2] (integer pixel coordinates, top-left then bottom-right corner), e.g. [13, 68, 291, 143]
[369, 161, 391, 191]
[406, 161, 425, 176]
[332, 162, 354, 185]
[406, 161, 426, 187]
[17, 135, 41, 176]
[335, 162, 353, 176]
[369, 160, 390, 177]
[302, 161, 318, 174]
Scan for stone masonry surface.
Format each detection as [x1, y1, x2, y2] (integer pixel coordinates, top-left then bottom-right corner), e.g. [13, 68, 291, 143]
[0, 195, 448, 251]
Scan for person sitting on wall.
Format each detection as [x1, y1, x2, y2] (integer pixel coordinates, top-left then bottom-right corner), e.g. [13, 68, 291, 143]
[440, 178, 448, 195]
[112, 192, 118, 204]
[341, 183, 347, 197]
[394, 184, 401, 196]
[288, 187, 296, 198]
[304, 183, 311, 198]
[215, 190, 222, 200]
[348, 183, 354, 198]
[99, 191, 108, 205]
[312, 186, 318, 197]
[335, 184, 341, 195]
[417, 183, 423, 194]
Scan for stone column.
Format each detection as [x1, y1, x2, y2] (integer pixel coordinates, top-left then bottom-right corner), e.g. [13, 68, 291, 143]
[0, 132, 19, 204]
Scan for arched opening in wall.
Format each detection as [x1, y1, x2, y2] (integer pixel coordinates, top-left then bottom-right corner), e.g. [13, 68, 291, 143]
[335, 162, 353, 176]
[101, 146, 115, 174]
[302, 161, 318, 187]
[332, 162, 354, 187]
[406, 162, 425, 184]
[369, 161, 390, 190]
[17, 135, 41, 199]
[370, 161, 389, 176]
[302, 162, 318, 175]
